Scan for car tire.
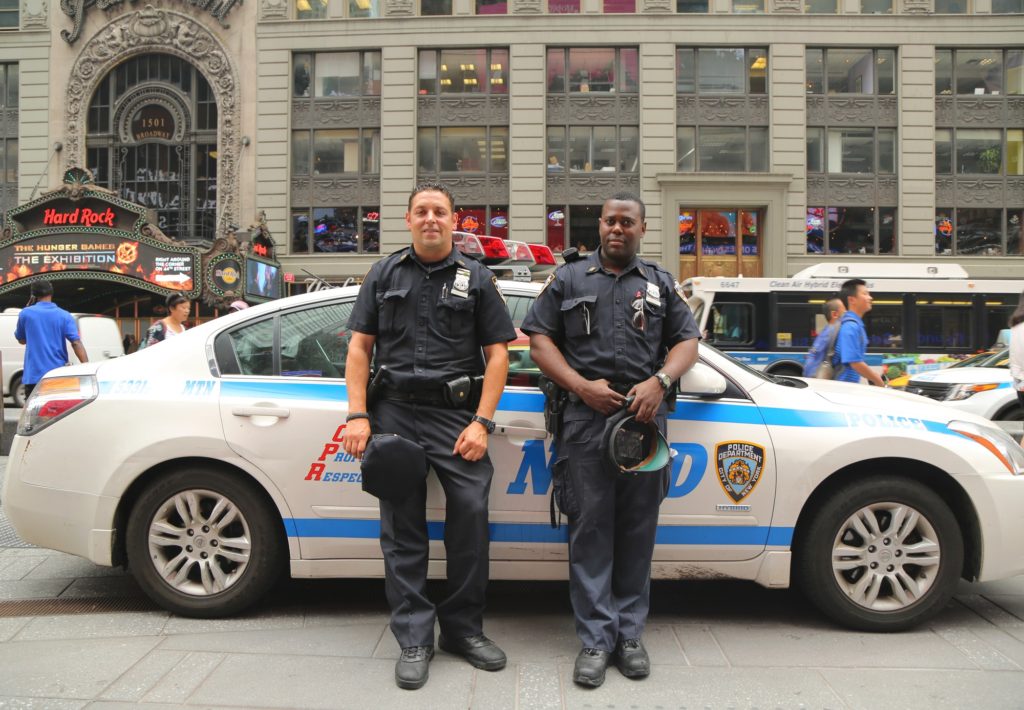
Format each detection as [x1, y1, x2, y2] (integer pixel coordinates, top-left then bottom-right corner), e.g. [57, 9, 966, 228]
[796, 476, 963, 632]
[126, 468, 285, 618]
[11, 374, 25, 408]
[996, 406, 1024, 422]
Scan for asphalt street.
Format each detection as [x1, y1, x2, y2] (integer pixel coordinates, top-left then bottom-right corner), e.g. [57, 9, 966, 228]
[2, 455, 1024, 708]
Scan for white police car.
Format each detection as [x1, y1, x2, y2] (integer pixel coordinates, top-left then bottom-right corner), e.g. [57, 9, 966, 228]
[4, 281, 1024, 633]
[905, 351, 1023, 422]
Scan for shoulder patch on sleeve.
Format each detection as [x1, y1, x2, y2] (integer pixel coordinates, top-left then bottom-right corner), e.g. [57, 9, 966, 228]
[674, 280, 687, 301]
[539, 271, 556, 296]
[490, 274, 507, 305]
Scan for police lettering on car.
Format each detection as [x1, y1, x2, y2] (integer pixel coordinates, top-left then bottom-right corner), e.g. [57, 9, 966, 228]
[522, 192, 700, 688]
[341, 183, 516, 691]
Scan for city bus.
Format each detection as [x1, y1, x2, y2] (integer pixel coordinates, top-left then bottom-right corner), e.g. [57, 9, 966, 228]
[683, 263, 1023, 381]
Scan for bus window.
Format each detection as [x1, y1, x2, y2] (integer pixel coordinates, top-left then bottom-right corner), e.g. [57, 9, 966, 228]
[777, 297, 827, 349]
[984, 295, 1018, 347]
[916, 297, 971, 349]
[862, 294, 903, 349]
[709, 302, 753, 345]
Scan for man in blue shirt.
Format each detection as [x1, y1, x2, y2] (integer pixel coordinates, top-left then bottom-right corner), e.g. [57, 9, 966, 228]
[802, 296, 845, 377]
[14, 280, 88, 399]
[833, 278, 885, 386]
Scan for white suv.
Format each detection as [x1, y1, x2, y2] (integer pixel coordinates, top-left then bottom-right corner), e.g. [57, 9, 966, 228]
[905, 351, 1022, 422]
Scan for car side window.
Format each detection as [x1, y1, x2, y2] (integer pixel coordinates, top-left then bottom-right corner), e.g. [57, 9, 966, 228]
[223, 318, 276, 376]
[280, 302, 353, 378]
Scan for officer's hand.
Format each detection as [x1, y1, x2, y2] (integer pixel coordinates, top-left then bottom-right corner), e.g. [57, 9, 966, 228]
[578, 379, 627, 415]
[454, 422, 488, 461]
[628, 378, 664, 423]
[341, 419, 371, 459]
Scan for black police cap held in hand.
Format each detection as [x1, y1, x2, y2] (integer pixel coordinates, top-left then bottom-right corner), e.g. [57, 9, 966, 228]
[361, 434, 428, 500]
[600, 407, 672, 477]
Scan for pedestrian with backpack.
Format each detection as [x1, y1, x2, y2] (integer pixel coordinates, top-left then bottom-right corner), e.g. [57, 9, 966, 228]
[803, 296, 845, 378]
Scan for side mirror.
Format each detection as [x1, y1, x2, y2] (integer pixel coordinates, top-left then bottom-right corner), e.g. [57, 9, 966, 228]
[677, 361, 728, 397]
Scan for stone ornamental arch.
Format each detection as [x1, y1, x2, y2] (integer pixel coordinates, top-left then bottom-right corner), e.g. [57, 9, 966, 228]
[63, 5, 241, 233]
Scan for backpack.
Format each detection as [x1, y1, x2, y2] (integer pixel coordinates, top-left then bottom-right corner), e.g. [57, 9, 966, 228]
[805, 324, 843, 379]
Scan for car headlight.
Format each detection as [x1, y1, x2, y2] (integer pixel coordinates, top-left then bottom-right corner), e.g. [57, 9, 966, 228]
[17, 375, 98, 436]
[945, 383, 1001, 401]
[948, 419, 1024, 475]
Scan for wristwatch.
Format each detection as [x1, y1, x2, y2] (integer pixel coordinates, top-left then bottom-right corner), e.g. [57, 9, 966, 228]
[654, 372, 673, 391]
[471, 414, 496, 434]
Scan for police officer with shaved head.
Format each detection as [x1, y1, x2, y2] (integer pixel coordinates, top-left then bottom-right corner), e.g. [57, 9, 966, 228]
[521, 192, 700, 687]
[342, 182, 516, 690]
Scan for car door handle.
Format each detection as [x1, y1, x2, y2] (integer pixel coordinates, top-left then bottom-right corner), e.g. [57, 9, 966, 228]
[495, 424, 548, 439]
[232, 406, 291, 419]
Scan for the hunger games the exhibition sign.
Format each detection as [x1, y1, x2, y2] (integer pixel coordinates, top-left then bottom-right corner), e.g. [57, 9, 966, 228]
[0, 169, 201, 297]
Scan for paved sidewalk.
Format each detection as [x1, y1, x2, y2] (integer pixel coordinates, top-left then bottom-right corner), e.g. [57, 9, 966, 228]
[1, 544, 1024, 709]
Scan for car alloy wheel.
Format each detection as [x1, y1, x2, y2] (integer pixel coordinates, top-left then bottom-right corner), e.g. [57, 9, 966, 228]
[830, 502, 941, 612]
[147, 488, 252, 597]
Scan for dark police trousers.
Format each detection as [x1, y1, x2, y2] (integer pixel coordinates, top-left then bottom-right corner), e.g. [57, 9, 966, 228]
[372, 399, 493, 648]
[555, 403, 668, 651]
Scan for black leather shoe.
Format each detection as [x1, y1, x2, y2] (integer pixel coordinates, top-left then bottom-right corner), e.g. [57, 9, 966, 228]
[395, 646, 434, 690]
[438, 634, 507, 670]
[573, 648, 611, 687]
[614, 638, 650, 679]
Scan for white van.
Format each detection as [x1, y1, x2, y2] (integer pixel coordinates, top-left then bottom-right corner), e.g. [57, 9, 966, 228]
[0, 309, 125, 406]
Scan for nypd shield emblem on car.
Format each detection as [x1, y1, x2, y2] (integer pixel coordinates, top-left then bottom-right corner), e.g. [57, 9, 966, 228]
[716, 441, 764, 503]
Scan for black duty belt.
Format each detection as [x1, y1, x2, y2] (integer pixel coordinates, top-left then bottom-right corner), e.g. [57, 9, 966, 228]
[380, 386, 447, 407]
[567, 381, 638, 403]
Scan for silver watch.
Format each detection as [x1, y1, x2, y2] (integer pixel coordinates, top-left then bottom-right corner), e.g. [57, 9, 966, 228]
[654, 372, 672, 391]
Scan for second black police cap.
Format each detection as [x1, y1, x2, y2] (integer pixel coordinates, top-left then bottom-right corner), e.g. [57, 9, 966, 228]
[361, 433, 427, 500]
[600, 408, 671, 477]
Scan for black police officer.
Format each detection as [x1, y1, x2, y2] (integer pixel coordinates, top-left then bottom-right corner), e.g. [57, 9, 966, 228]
[521, 192, 700, 687]
[342, 183, 516, 690]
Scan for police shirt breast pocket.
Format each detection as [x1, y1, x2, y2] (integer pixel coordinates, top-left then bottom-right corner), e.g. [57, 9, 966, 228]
[378, 288, 409, 334]
[438, 294, 476, 337]
[644, 299, 665, 343]
[561, 295, 597, 338]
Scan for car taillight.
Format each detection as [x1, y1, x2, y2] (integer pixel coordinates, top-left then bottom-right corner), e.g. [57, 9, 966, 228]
[528, 244, 556, 266]
[502, 240, 536, 264]
[18, 375, 98, 436]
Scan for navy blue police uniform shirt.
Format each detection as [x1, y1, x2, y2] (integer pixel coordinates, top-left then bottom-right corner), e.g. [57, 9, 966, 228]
[347, 246, 517, 390]
[521, 249, 700, 384]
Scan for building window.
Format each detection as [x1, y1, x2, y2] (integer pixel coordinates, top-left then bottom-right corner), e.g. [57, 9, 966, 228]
[676, 126, 768, 172]
[860, 0, 892, 12]
[934, 0, 968, 12]
[546, 204, 601, 253]
[294, 52, 382, 98]
[2, 138, 15, 182]
[677, 0, 708, 10]
[934, 49, 1023, 96]
[806, 207, 896, 255]
[418, 48, 508, 95]
[733, 0, 764, 12]
[804, 0, 838, 12]
[936, 208, 1023, 256]
[418, 127, 508, 173]
[0, 63, 16, 227]
[992, 0, 1024, 11]
[936, 129, 1023, 175]
[477, 0, 507, 13]
[295, 0, 328, 19]
[292, 208, 381, 254]
[677, 48, 768, 95]
[293, 129, 381, 175]
[0, 0, 19, 27]
[604, 0, 636, 11]
[422, 0, 452, 13]
[455, 205, 509, 238]
[544, 125, 637, 173]
[805, 48, 896, 95]
[348, 0, 382, 16]
[547, 47, 639, 94]
[806, 127, 896, 174]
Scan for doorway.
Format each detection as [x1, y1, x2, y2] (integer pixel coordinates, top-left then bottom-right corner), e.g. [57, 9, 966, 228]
[678, 207, 763, 279]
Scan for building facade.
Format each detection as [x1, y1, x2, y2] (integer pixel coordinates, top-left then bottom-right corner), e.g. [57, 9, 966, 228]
[0, 0, 1022, 311]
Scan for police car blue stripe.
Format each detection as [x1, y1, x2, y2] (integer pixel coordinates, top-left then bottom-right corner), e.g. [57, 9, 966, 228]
[214, 379, 953, 434]
[728, 351, 885, 367]
[284, 518, 794, 546]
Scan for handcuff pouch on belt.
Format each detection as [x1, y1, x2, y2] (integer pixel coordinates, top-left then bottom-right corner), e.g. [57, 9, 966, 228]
[442, 375, 484, 410]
